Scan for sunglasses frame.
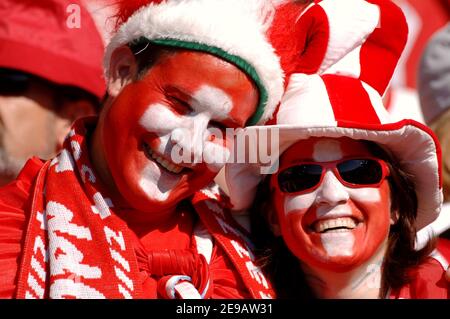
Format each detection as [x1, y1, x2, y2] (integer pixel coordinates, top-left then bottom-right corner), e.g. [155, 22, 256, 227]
[272, 157, 391, 195]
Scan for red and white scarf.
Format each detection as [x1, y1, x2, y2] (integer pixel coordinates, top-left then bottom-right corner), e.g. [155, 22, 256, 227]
[16, 118, 274, 299]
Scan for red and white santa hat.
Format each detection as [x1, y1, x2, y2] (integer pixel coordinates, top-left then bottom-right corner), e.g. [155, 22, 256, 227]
[103, 0, 295, 125]
[225, 0, 443, 231]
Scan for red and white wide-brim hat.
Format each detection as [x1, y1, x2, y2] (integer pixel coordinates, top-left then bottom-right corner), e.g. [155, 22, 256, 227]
[226, 74, 443, 231]
[104, 0, 286, 125]
[224, 0, 407, 209]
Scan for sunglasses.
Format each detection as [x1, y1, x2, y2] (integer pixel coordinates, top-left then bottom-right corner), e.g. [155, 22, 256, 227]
[0, 68, 99, 106]
[274, 157, 390, 194]
[0, 68, 32, 95]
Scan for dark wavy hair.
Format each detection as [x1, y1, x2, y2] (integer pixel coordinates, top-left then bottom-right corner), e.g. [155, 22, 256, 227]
[250, 140, 435, 299]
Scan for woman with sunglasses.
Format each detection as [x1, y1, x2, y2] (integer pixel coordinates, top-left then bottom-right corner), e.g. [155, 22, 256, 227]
[223, 0, 449, 298]
[225, 73, 449, 299]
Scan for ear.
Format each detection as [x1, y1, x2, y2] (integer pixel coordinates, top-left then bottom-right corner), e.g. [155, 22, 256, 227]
[107, 46, 138, 97]
[266, 206, 282, 237]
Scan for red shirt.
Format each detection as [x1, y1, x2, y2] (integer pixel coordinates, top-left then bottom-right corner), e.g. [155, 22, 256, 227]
[390, 257, 449, 299]
[0, 158, 249, 298]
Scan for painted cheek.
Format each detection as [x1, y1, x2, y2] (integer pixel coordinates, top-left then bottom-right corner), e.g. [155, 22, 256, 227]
[273, 192, 311, 253]
[348, 184, 389, 237]
[139, 103, 182, 134]
[360, 182, 391, 237]
[283, 211, 322, 264]
[284, 192, 317, 214]
[347, 187, 381, 203]
[139, 103, 183, 154]
[273, 190, 329, 264]
[227, 91, 259, 126]
[203, 142, 230, 173]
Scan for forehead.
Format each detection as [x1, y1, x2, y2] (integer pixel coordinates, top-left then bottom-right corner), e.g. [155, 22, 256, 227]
[141, 50, 258, 126]
[280, 137, 374, 166]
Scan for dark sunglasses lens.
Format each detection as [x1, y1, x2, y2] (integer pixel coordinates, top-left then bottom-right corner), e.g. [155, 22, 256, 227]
[337, 159, 383, 185]
[278, 164, 323, 193]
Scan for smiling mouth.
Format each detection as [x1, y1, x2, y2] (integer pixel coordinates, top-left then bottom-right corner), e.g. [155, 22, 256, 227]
[311, 217, 361, 234]
[143, 143, 186, 174]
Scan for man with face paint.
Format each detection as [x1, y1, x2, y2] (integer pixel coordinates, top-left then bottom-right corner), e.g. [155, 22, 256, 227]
[224, 0, 449, 298]
[0, 0, 291, 299]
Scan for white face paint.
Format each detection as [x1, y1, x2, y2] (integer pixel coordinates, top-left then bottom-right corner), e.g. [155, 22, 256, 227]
[313, 140, 343, 162]
[321, 232, 355, 257]
[139, 161, 181, 201]
[191, 85, 233, 120]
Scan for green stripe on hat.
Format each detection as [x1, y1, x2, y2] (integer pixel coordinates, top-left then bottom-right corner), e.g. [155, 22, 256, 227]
[133, 37, 267, 126]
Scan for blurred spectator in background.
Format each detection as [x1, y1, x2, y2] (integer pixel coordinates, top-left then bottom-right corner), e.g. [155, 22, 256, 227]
[418, 24, 450, 245]
[386, 0, 449, 122]
[0, 0, 105, 186]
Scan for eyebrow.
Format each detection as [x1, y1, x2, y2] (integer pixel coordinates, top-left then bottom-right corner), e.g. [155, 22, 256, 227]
[166, 85, 239, 125]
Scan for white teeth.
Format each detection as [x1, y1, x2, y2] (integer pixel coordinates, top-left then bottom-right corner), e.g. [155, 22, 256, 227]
[145, 146, 183, 174]
[314, 217, 357, 233]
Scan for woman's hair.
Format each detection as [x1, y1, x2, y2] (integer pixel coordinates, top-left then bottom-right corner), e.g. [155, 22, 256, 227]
[250, 140, 435, 299]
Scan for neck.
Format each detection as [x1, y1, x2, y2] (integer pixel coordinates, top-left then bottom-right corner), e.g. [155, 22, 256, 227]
[301, 240, 388, 299]
[120, 203, 191, 240]
[116, 202, 182, 230]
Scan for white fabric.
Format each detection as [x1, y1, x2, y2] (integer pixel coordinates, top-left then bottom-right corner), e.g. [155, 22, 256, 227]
[318, 0, 380, 74]
[429, 250, 449, 270]
[193, 223, 213, 264]
[276, 74, 337, 127]
[361, 82, 391, 124]
[416, 203, 450, 250]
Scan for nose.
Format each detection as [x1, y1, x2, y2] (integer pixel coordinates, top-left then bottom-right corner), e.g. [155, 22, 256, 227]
[170, 112, 210, 163]
[315, 170, 350, 206]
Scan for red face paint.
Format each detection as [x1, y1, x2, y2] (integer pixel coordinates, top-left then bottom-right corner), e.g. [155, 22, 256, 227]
[271, 137, 391, 272]
[102, 50, 258, 214]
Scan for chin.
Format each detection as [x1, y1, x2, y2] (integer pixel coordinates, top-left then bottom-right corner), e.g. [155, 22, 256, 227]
[319, 256, 363, 273]
[135, 188, 188, 213]
[302, 249, 373, 273]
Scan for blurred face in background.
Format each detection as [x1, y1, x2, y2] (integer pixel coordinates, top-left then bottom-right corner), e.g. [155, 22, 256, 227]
[0, 69, 98, 185]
